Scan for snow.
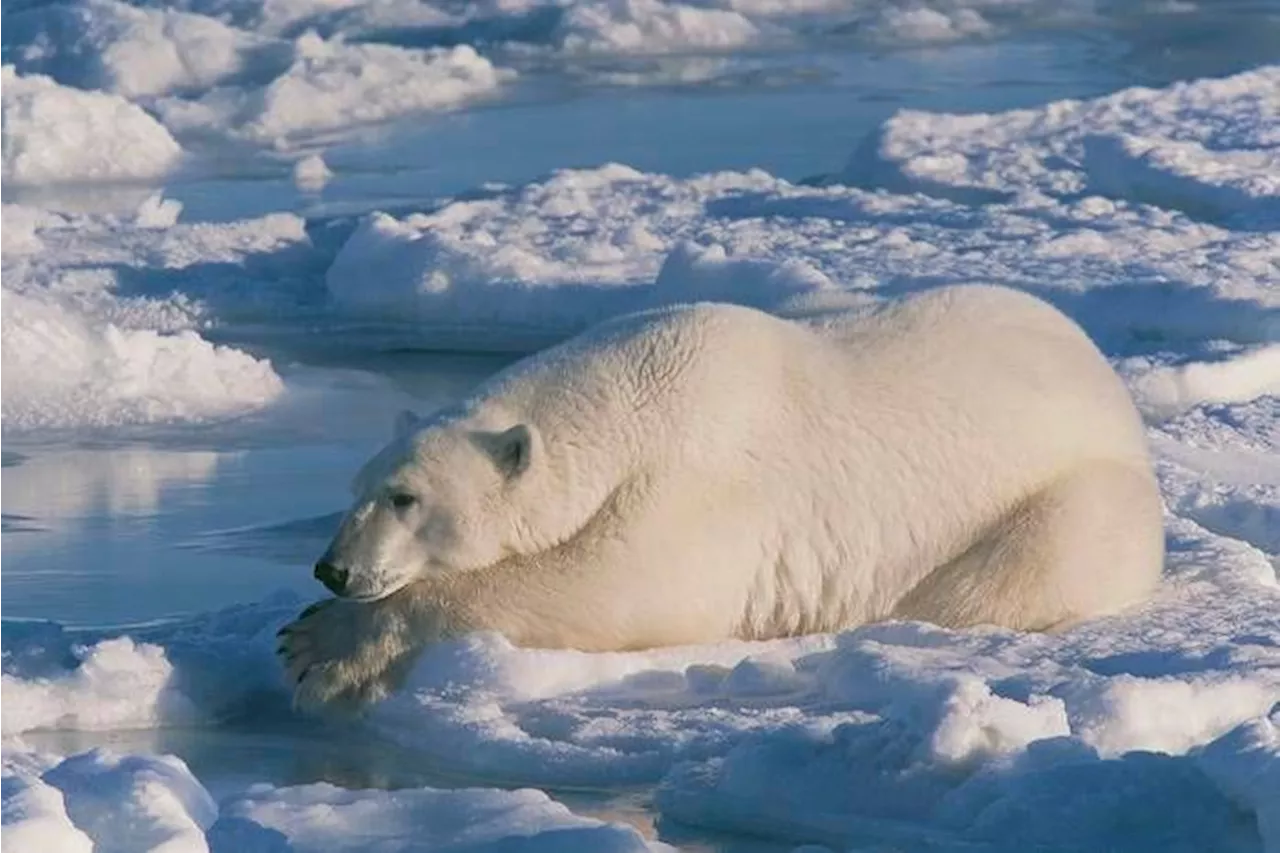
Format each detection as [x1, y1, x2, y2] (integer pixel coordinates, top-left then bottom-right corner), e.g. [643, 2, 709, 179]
[2, 772, 94, 853]
[293, 153, 332, 192]
[557, 0, 765, 54]
[156, 36, 513, 147]
[38, 751, 217, 853]
[5, 0, 264, 99]
[0, 202, 310, 433]
[1, 637, 200, 737]
[1, 0, 1223, 163]
[1196, 708, 1280, 853]
[1, 66, 182, 185]
[3, 31, 1278, 853]
[848, 65, 1280, 227]
[325, 166, 1276, 362]
[866, 6, 994, 45]
[212, 783, 664, 852]
[1, 290, 285, 431]
[1121, 345, 1280, 423]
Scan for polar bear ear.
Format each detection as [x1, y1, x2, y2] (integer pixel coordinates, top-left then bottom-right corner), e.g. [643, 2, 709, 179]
[473, 424, 535, 480]
[393, 410, 420, 441]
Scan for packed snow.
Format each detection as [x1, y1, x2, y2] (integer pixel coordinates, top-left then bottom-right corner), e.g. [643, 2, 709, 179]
[847, 65, 1280, 227]
[1, 66, 183, 185]
[155, 36, 513, 146]
[7, 0, 1273, 156]
[2, 13, 1278, 853]
[0, 199, 304, 432]
[293, 153, 332, 192]
[211, 783, 664, 852]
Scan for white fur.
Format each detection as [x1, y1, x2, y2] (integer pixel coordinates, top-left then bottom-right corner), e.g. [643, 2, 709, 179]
[279, 285, 1163, 709]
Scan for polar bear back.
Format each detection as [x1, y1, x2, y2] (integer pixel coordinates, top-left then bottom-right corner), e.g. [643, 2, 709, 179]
[476, 284, 1148, 480]
[457, 285, 1154, 635]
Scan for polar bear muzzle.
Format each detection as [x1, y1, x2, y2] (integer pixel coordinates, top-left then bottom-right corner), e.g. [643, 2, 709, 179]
[314, 559, 349, 595]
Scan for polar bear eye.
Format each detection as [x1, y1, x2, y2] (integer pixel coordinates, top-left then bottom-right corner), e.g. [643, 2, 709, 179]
[388, 492, 418, 510]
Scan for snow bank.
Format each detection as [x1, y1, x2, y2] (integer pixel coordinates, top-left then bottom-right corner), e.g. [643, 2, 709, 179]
[1195, 707, 1280, 853]
[314, 71, 1277, 348]
[847, 65, 1280, 226]
[156, 35, 512, 147]
[2, 742, 667, 852]
[4, 493, 1276, 848]
[324, 164, 847, 337]
[326, 164, 1277, 352]
[0, 203, 313, 433]
[558, 0, 765, 54]
[212, 783, 664, 852]
[293, 153, 332, 191]
[1, 66, 181, 185]
[1, 638, 200, 736]
[1, 291, 284, 431]
[1, 771, 94, 853]
[1122, 345, 1280, 422]
[1, 1, 1262, 155]
[41, 751, 216, 852]
[5, 0, 264, 99]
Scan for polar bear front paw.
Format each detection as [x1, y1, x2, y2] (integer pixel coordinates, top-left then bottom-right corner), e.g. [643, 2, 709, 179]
[276, 597, 419, 713]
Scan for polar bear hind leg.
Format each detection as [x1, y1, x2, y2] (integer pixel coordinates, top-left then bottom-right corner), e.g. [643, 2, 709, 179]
[892, 460, 1164, 632]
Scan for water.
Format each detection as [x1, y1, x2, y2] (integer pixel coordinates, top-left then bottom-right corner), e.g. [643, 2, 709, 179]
[4, 7, 1278, 849]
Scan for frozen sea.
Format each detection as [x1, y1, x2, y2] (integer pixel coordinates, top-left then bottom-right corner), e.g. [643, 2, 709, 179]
[3, 0, 1279, 850]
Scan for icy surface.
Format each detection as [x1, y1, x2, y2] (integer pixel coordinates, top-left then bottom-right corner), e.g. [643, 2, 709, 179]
[847, 65, 1280, 228]
[293, 153, 332, 192]
[211, 783, 664, 852]
[1, 202, 301, 432]
[3, 39, 1279, 853]
[325, 156, 1277, 360]
[4, 0, 264, 99]
[155, 36, 513, 147]
[1, 66, 182, 185]
[1, 289, 284, 431]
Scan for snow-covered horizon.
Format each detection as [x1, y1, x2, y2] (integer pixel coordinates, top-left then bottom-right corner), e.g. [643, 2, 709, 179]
[3, 3, 1278, 849]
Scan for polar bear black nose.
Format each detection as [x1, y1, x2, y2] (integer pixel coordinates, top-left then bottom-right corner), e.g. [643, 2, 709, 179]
[314, 561, 349, 595]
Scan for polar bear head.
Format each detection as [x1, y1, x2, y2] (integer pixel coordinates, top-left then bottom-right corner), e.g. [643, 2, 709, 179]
[314, 409, 549, 600]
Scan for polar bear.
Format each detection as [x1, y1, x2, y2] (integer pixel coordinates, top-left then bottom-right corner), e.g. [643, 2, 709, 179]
[278, 285, 1163, 709]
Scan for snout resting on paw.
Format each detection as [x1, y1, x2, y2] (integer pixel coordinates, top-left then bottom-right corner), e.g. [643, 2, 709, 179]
[277, 593, 433, 712]
[283, 285, 1163, 712]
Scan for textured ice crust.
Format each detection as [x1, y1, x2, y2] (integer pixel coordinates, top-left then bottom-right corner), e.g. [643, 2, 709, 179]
[4, 0, 1236, 152]
[1, 201, 299, 433]
[2, 59, 1278, 853]
[1, 66, 182, 184]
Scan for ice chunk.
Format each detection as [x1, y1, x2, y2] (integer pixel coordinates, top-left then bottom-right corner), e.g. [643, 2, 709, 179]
[559, 0, 763, 54]
[1, 638, 200, 736]
[293, 153, 333, 192]
[1121, 345, 1280, 421]
[157, 35, 512, 147]
[5, 0, 266, 99]
[1, 66, 182, 185]
[1, 773, 94, 853]
[847, 64, 1280, 226]
[326, 161, 1277, 349]
[41, 751, 216, 853]
[1195, 707, 1280, 853]
[211, 782, 664, 852]
[1, 290, 284, 432]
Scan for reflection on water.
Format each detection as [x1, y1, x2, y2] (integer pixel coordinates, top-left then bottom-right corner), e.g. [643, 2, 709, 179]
[0, 445, 357, 626]
[3, 448, 222, 520]
[0, 354, 508, 627]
